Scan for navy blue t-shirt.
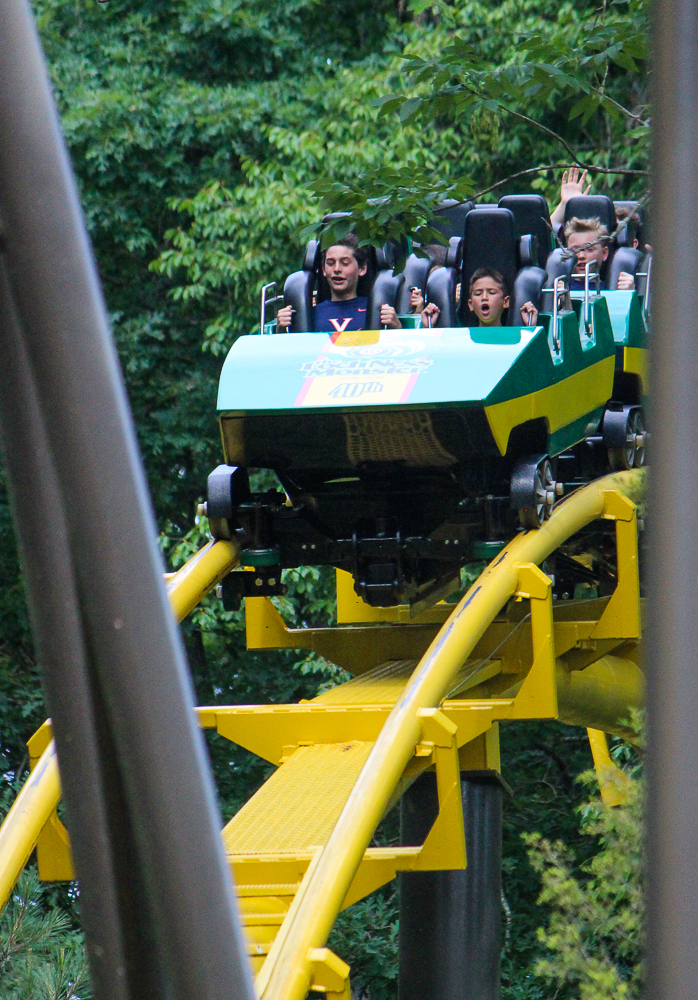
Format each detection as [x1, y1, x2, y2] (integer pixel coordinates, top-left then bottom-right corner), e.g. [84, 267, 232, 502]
[313, 296, 368, 334]
[570, 275, 607, 291]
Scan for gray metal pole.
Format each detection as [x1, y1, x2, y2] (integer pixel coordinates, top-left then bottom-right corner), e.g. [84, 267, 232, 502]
[0, 2, 254, 999]
[647, 1, 698, 997]
[399, 772, 503, 1000]
[0, 266, 134, 1000]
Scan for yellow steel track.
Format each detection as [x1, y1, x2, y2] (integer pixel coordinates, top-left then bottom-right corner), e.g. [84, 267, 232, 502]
[0, 471, 643, 1000]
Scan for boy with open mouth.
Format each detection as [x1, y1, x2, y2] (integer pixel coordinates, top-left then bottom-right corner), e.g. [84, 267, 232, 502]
[468, 267, 539, 327]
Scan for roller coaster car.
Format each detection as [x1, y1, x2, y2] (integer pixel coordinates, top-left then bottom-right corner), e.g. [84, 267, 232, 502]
[210, 197, 649, 610]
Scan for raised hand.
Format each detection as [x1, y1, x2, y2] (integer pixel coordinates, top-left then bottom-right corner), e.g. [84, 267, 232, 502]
[560, 167, 592, 205]
[551, 167, 593, 225]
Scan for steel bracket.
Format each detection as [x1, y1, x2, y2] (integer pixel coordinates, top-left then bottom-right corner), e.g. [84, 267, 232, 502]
[308, 948, 351, 1000]
[510, 563, 558, 719]
[594, 491, 641, 639]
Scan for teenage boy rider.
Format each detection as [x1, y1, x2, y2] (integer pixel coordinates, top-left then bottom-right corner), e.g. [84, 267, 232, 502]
[277, 235, 403, 332]
[564, 217, 635, 290]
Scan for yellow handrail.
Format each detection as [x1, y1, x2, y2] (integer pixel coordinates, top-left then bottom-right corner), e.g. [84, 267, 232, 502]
[259, 470, 640, 1000]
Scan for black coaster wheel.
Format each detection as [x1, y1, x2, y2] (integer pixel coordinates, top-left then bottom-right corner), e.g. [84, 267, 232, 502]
[603, 405, 647, 471]
[510, 454, 560, 530]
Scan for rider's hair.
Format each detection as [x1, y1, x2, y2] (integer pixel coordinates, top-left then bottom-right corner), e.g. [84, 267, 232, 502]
[614, 206, 641, 227]
[563, 216, 610, 244]
[468, 267, 509, 299]
[324, 233, 370, 269]
[424, 244, 448, 269]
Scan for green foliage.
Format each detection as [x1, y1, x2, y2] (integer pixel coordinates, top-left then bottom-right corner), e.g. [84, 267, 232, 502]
[0, 871, 89, 1000]
[329, 888, 398, 999]
[324, 0, 650, 240]
[524, 767, 644, 1000]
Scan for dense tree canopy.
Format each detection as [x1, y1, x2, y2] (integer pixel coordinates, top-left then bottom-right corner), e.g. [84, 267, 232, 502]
[0, 0, 648, 996]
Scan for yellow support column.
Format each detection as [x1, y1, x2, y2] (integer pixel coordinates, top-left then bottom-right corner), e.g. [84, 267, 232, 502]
[587, 728, 632, 807]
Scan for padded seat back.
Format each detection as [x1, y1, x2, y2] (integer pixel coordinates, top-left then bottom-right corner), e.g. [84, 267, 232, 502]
[563, 195, 616, 233]
[458, 207, 518, 325]
[541, 248, 575, 312]
[282, 237, 319, 332]
[635, 251, 651, 297]
[499, 194, 554, 267]
[425, 267, 458, 327]
[366, 269, 405, 329]
[608, 247, 644, 289]
[396, 253, 431, 313]
[511, 268, 547, 325]
[431, 199, 474, 240]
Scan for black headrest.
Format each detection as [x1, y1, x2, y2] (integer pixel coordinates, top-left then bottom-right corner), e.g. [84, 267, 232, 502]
[431, 200, 474, 240]
[459, 207, 518, 325]
[519, 235, 536, 267]
[563, 196, 616, 238]
[321, 211, 352, 225]
[303, 239, 320, 271]
[446, 236, 462, 269]
[499, 194, 554, 267]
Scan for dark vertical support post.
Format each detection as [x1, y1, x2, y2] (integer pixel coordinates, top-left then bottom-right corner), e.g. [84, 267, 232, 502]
[399, 772, 503, 1000]
[648, 1, 698, 998]
[0, 2, 255, 998]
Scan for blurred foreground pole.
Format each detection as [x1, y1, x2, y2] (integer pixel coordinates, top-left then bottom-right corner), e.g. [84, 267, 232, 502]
[648, 1, 698, 997]
[0, 2, 254, 998]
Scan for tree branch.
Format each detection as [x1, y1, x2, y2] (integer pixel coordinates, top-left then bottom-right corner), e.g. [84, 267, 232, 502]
[471, 161, 648, 200]
[458, 83, 649, 175]
[588, 85, 650, 127]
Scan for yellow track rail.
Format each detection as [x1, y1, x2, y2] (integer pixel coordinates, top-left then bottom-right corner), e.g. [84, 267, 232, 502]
[258, 471, 640, 1000]
[0, 742, 60, 905]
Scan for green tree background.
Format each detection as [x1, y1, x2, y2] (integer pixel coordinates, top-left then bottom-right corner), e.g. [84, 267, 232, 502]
[0, 0, 647, 996]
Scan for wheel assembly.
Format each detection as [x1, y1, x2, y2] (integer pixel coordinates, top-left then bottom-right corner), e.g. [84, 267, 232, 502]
[603, 405, 647, 471]
[510, 454, 563, 530]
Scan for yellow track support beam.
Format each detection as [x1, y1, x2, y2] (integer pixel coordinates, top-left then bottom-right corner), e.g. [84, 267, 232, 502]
[166, 537, 239, 623]
[0, 742, 60, 908]
[258, 471, 640, 1000]
[0, 537, 239, 912]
